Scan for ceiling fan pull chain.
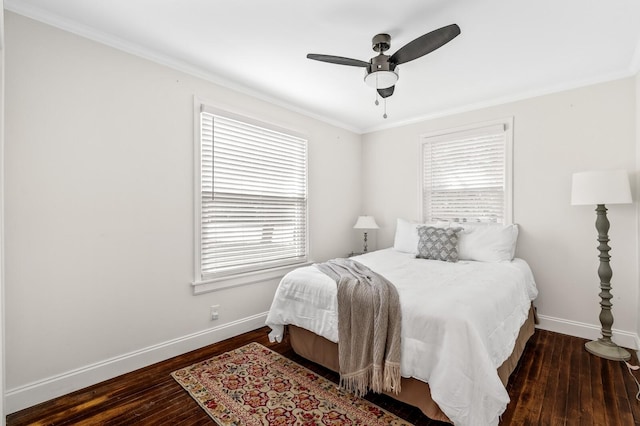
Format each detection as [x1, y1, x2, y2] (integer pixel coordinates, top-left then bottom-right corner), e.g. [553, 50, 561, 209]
[375, 90, 379, 106]
[383, 98, 388, 119]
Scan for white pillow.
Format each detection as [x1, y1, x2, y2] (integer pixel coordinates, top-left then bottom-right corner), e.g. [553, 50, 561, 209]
[393, 218, 422, 254]
[393, 218, 447, 254]
[456, 223, 519, 262]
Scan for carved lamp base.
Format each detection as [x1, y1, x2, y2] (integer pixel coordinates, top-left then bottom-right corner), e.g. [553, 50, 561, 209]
[585, 339, 630, 361]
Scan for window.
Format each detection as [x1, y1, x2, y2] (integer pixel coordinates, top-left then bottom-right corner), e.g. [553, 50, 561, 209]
[420, 119, 513, 224]
[195, 103, 308, 289]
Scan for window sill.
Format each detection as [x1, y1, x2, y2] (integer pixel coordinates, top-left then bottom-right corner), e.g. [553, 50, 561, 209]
[192, 261, 312, 295]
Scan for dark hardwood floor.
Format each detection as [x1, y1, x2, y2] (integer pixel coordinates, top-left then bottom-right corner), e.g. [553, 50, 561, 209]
[6, 327, 640, 425]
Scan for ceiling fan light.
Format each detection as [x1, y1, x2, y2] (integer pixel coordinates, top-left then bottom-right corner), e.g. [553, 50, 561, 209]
[364, 70, 398, 89]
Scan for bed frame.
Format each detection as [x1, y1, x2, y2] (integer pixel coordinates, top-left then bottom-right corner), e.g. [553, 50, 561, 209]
[288, 305, 536, 423]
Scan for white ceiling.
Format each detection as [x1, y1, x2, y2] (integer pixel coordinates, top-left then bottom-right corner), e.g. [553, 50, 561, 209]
[5, 0, 640, 134]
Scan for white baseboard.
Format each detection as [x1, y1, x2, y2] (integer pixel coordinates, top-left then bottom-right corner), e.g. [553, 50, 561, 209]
[8, 312, 639, 415]
[5, 312, 269, 414]
[536, 314, 639, 351]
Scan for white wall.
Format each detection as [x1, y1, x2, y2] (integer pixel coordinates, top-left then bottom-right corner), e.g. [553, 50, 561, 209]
[0, 1, 6, 424]
[3, 12, 361, 412]
[636, 71, 640, 350]
[362, 78, 639, 347]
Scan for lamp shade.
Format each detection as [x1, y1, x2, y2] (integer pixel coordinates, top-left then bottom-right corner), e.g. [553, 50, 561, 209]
[571, 169, 632, 205]
[353, 215, 379, 230]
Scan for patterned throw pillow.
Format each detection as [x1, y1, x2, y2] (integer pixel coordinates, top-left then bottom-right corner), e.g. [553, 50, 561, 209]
[416, 226, 462, 262]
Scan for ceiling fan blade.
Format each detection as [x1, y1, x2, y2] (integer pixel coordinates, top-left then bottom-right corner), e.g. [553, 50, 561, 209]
[390, 24, 461, 65]
[377, 86, 395, 98]
[306, 54, 369, 67]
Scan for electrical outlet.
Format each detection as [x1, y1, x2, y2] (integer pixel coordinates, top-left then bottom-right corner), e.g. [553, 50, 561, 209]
[210, 305, 220, 321]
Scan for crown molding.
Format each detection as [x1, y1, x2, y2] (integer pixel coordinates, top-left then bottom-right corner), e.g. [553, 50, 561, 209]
[362, 69, 637, 134]
[6, 0, 640, 136]
[3, 1, 361, 135]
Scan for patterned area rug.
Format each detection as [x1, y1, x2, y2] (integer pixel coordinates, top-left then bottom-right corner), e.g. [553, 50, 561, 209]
[171, 342, 413, 425]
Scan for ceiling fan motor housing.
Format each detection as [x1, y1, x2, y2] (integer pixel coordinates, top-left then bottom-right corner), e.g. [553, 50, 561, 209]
[368, 53, 396, 74]
[372, 33, 391, 52]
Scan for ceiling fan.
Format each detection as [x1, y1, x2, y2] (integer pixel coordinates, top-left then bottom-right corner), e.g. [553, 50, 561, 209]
[307, 23, 461, 114]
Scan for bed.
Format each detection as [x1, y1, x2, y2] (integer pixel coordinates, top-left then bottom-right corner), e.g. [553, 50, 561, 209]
[265, 220, 538, 426]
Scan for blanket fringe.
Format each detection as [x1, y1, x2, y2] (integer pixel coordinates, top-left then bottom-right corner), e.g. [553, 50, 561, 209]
[383, 362, 402, 395]
[339, 363, 401, 396]
[340, 366, 373, 397]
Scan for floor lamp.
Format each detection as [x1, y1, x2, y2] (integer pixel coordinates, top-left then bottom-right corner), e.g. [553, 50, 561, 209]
[571, 169, 632, 361]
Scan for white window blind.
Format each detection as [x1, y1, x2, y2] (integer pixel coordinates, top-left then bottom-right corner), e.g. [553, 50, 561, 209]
[421, 123, 511, 224]
[199, 108, 308, 279]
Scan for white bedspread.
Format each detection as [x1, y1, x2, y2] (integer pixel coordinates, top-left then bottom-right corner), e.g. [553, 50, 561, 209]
[265, 248, 538, 426]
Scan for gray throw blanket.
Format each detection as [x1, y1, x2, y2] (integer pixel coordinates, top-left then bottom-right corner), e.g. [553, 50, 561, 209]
[315, 258, 402, 396]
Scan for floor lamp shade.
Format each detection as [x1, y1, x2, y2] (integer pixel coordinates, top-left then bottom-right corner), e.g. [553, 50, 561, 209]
[571, 169, 632, 361]
[571, 169, 632, 206]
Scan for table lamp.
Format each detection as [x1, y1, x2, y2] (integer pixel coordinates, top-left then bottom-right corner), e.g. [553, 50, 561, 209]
[353, 216, 379, 253]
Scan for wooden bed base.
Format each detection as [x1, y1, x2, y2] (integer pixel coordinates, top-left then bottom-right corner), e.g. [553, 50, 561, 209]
[288, 305, 536, 423]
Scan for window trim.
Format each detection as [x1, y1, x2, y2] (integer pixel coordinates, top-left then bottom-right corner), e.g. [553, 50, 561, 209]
[192, 97, 310, 294]
[418, 117, 514, 224]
